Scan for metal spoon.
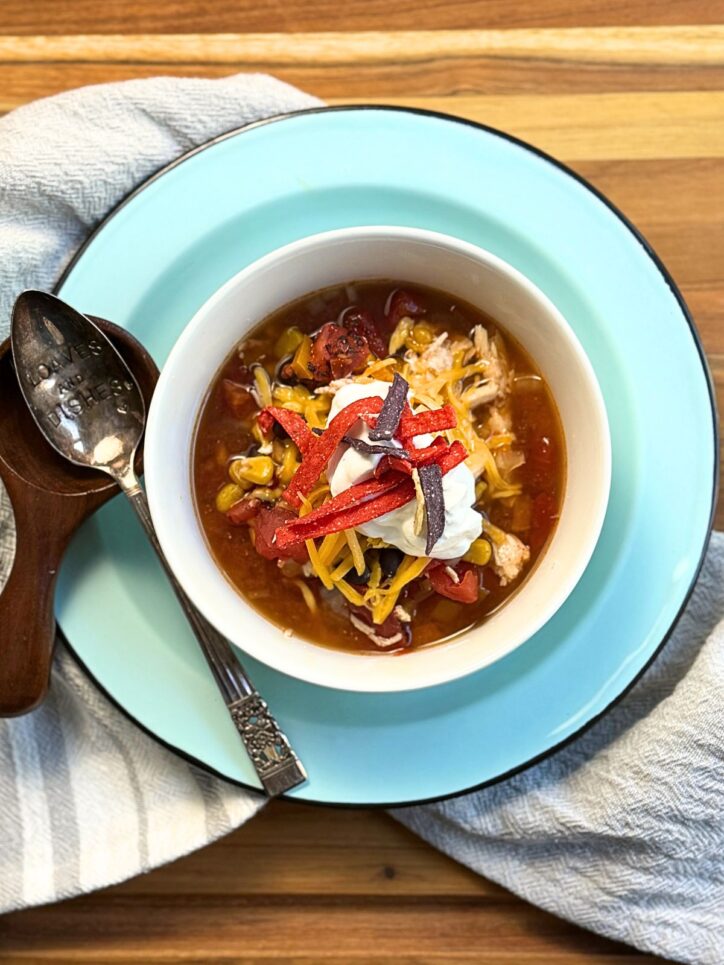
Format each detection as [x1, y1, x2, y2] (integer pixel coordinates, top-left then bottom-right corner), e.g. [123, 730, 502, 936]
[11, 291, 306, 797]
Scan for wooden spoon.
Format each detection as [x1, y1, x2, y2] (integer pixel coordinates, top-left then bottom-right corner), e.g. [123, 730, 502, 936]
[0, 317, 158, 716]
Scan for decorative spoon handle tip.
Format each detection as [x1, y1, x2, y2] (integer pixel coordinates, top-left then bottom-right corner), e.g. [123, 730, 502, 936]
[229, 692, 308, 796]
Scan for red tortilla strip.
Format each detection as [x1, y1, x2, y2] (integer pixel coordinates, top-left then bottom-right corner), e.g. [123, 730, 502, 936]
[399, 404, 457, 438]
[276, 478, 416, 547]
[283, 395, 384, 507]
[276, 439, 469, 546]
[258, 407, 313, 453]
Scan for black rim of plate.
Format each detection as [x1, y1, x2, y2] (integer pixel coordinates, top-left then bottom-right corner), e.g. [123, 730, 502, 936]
[54, 105, 719, 809]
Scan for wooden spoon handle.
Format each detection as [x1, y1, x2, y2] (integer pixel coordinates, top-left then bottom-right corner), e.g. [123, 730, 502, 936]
[0, 481, 71, 716]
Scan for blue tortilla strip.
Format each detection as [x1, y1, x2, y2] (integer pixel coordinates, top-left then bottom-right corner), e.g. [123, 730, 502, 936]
[419, 462, 445, 554]
[368, 372, 408, 441]
[343, 435, 410, 459]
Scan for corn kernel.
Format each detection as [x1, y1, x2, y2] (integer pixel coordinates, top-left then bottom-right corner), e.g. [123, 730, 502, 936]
[253, 365, 272, 408]
[464, 538, 492, 566]
[389, 317, 413, 354]
[274, 326, 305, 359]
[279, 445, 300, 485]
[232, 455, 275, 486]
[273, 384, 296, 403]
[411, 322, 435, 345]
[228, 460, 254, 489]
[250, 486, 282, 503]
[215, 483, 244, 513]
[251, 420, 276, 452]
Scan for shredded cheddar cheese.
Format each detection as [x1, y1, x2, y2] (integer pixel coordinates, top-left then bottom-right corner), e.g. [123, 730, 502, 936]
[291, 578, 317, 613]
[368, 558, 382, 590]
[369, 556, 430, 625]
[305, 539, 334, 590]
[363, 356, 398, 376]
[319, 531, 346, 567]
[335, 579, 366, 607]
[344, 529, 366, 575]
[331, 554, 355, 581]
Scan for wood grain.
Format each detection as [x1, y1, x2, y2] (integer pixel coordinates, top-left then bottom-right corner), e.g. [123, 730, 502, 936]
[0, 803, 670, 963]
[2, 27, 724, 104]
[1, 1, 723, 34]
[0, 4, 720, 963]
[3, 27, 724, 65]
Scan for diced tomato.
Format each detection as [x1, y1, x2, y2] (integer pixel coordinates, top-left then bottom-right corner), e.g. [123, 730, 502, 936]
[308, 323, 370, 381]
[221, 379, 256, 419]
[428, 561, 479, 603]
[253, 506, 308, 564]
[343, 308, 388, 359]
[226, 497, 262, 525]
[386, 289, 426, 328]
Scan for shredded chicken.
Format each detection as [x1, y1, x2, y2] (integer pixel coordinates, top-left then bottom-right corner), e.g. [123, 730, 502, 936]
[492, 533, 531, 587]
[462, 381, 499, 407]
[405, 332, 452, 375]
[314, 377, 358, 396]
[494, 449, 526, 474]
[444, 565, 461, 584]
[486, 335, 509, 394]
[450, 335, 473, 357]
[458, 325, 508, 409]
[486, 406, 510, 436]
[472, 324, 489, 358]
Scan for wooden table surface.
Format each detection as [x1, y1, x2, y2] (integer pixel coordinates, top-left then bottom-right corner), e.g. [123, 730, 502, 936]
[1, 2, 721, 962]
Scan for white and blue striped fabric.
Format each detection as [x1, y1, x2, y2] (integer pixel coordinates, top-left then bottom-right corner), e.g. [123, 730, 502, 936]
[0, 74, 721, 965]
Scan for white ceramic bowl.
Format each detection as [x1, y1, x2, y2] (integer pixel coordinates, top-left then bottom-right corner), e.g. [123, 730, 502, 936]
[145, 227, 611, 692]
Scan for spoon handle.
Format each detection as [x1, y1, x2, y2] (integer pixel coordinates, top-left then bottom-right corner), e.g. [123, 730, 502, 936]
[117, 467, 307, 798]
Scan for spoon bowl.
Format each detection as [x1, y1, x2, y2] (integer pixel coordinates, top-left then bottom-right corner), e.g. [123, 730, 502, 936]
[11, 291, 146, 480]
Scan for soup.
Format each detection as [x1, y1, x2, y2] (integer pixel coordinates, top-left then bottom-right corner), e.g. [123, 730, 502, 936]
[193, 280, 565, 654]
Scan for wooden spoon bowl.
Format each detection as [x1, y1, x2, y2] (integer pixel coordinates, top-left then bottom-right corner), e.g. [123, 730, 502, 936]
[0, 317, 158, 716]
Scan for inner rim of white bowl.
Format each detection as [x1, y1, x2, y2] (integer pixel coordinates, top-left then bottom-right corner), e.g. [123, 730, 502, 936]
[145, 226, 610, 692]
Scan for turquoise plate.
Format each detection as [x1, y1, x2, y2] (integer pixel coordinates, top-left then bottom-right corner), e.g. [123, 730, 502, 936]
[55, 107, 717, 806]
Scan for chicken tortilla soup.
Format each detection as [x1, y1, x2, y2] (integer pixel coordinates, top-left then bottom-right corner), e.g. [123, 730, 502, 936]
[193, 281, 565, 654]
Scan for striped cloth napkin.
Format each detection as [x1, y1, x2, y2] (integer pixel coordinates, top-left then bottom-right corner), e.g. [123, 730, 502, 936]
[0, 75, 722, 965]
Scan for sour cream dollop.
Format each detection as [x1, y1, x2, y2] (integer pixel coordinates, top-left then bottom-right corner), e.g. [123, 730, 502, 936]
[326, 380, 482, 560]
